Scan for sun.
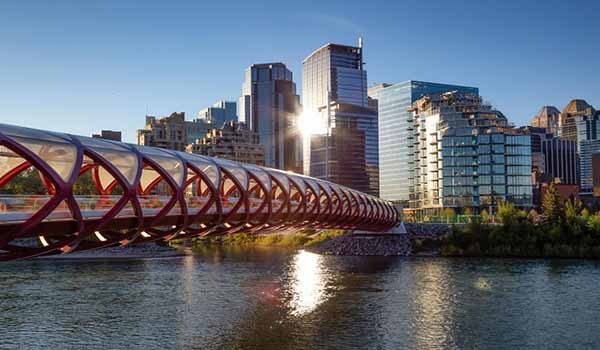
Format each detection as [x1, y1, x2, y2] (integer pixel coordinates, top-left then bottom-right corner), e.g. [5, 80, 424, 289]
[297, 110, 325, 136]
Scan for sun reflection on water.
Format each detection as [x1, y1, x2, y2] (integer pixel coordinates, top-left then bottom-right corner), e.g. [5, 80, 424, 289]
[287, 250, 328, 316]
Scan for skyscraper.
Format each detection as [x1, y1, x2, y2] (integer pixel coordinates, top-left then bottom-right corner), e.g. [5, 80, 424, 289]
[239, 63, 302, 172]
[375, 81, 479, 204]
[302, 40, 378, 195]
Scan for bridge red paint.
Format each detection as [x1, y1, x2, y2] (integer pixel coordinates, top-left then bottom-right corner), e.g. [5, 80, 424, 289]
[0, 123, 397, 260]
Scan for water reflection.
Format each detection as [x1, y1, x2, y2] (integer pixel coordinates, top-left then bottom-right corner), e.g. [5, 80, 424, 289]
[412, 261, 456, 349]
[287, 250, 328, 316]
[2, 251, 600, 349]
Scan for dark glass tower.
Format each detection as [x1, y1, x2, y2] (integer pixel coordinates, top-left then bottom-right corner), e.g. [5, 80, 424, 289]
[239, 63, 302, 172]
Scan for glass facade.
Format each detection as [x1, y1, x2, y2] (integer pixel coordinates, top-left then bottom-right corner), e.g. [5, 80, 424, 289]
[301, 42, 378, 196]
[409, 91, 532, 214]
[197, 101, 237, 127]
[376, 81, 479, 203]
[579, 139, 600, 194]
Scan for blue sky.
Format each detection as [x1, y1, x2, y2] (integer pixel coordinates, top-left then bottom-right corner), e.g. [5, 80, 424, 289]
[1, 0, 598, 142]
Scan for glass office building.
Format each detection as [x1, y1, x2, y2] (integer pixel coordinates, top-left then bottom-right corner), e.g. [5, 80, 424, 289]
[375, 81, 479, 203]
[302, 41, 378, 195]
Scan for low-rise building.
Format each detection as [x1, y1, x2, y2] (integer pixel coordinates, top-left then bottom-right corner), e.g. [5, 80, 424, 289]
[186, 121, 265, 166]
[137, 112, 187, 151]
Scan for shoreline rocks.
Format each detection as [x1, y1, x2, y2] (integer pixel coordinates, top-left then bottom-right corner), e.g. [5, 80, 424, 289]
[308, 224, 451, 256]
[308, 234, 411, 256]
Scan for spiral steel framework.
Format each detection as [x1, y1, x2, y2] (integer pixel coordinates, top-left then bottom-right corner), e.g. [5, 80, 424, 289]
[0, 123, 397, 260]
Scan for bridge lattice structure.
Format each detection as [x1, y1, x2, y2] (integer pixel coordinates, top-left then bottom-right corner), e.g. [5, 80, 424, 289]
[0, 124, 397, 260]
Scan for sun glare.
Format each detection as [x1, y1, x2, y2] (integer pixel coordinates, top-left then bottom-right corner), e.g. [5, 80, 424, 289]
[297, 111, 325, 136]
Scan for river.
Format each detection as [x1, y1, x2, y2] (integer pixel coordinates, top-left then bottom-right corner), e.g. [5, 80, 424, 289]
[1, 247, 599, 349]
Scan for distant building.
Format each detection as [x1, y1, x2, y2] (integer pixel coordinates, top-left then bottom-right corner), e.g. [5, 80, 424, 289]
[558, 99, 598, 143]
[239, 63, 302, 172]
[92, 130, 122, 142]
[408, 91, 532, 215]
[186, 121, 265, 166]
[186, 118, 214, 145]
[137, 112, 187, 151]
[593, 153, 600, 197]
[518, 126, 553, 201]
[555, 99, 600, 195]
[375, 80, 479, 203]
[579, 139, 600, 194]
[198, 101, 237, 127]
[302, 41, 379, 195]
[531, 106, 560, 135]
[541, 138, 578, 184]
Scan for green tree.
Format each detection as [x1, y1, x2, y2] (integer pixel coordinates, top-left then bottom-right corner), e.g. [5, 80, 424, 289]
[542, 183, 562, 224]
[587, 212, 600, 236]
[564, 198, 584, 239]
[0, 168, 47, 195]
[497, 201, 518, 226]
[528, 208, 540, 223]
[480, 209, 492, 223]
[443, 208, 456, 223]
[581, 207, 591, 219]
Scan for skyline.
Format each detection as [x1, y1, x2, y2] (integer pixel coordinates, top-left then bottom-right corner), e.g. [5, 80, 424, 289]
[1, 0, 599, 142]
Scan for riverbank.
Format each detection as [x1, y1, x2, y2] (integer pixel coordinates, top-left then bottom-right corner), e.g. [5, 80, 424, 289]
[432, 219, 600, 259]
[184, 229, 346, 249]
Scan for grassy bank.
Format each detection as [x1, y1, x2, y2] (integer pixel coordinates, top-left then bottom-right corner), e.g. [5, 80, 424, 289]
[185, 229, 345, 249]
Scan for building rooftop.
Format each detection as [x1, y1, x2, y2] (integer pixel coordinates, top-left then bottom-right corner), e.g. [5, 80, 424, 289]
[563, 99, 594, 114]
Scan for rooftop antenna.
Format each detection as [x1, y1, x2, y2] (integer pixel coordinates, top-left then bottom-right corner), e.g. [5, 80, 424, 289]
[358, 36, 363, 49]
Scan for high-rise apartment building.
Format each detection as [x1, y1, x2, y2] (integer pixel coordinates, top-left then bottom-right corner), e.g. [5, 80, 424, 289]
[302, 41, 378, 195]
[408, 91, 532, 215]
[239, 63, 302, 172]
[375, 81, 479, 203]
[198, 101, 237, 127]
[186, 121, 265, 166]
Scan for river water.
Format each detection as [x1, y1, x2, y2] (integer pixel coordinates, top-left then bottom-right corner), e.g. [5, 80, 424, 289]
[1, 247, 599, 349]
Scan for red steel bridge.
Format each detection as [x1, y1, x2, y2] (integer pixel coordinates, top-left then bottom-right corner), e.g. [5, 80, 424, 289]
[0, 123, 398, 260]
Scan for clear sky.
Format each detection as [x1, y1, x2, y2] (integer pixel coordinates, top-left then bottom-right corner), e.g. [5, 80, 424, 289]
[1, 0, 598, 142]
